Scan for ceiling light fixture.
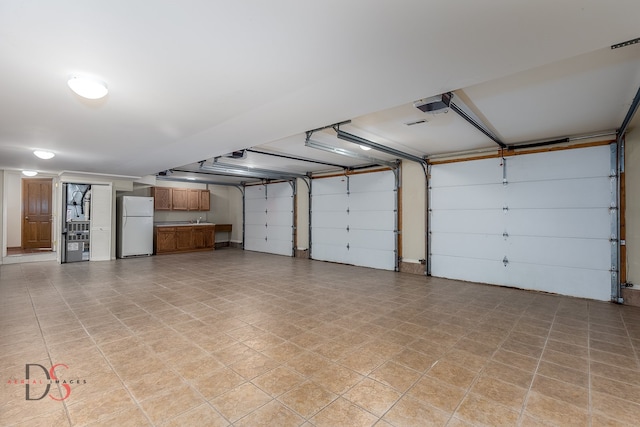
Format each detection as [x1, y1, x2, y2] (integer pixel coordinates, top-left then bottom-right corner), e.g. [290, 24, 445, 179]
[22, 170, 38, 177]
[359, 145, 372, 151]
[67, 76, 108, 99]
[33, 150, 55, 160]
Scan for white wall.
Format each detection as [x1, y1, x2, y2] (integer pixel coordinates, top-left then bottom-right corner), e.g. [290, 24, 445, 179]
[0, 171, 4, 261]
[296, 178, 310, 250]
[626, 127, 640, 285]
[209, 184, 243, 243]
[401, 161, 426, 264]
[4, 172, 21, 248]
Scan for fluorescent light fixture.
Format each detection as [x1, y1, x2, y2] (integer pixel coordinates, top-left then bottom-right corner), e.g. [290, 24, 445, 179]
[186, 177, 196, 180]
[34, 150, 55, 160]
[67, 76, 108, 99]
[22, 170, 38, 177]
[359, 145, 372, 151]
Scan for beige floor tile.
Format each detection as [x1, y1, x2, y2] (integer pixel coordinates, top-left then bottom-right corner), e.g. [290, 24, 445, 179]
[343, 378, 401, 417]
[469, 375, 527, 410]
[139, 383, 205, 425]
[191, 366, 246, 400]
[531, 375, 589, 409]
[3, 251, 640, 427]
[339, 349, 387, 376]
[382, 395, 450, 427]
[210, 382, 272, 422]
[160, 403, 229, 427]
[369, 360, 421, 393]
[426, 359, 478, 390]
[406, 375, 466, 414]
[310, 364, 364, 395]
[524, 391, 589, 426]
[454, 393, 520, 427]
[234, 399, 304, 427]
[278, 381, 337, 418]
[310, 397, 378, 427]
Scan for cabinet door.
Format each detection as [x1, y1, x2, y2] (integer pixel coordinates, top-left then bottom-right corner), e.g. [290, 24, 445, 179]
[199, 190, 210, 211]
[151, 187, 172, 210]
[188, 189, 200, 211]
[176, 227, 192, 249]
[172, 188, 188, 210]
[156, 228, 176, 253]
[192, 227, 205, 248]
[203, 226, 215, 248]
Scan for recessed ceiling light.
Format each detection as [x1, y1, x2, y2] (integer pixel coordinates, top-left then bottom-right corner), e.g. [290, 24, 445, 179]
[186, 177, 196, 181]
[359, 145, 372, 151]
[22, 170, 38, 177]
[67, 75, 108, 99]
[34, 150, 55, 160]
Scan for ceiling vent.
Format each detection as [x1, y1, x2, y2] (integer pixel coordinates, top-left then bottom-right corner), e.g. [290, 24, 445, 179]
[414, 92, 452, 113]
[222, 150, 247, 159]
[405, 119, 427, 126]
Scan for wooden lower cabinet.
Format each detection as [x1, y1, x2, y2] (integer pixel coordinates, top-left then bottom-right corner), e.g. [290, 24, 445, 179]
[155, 227, 177, 252]
[154, 225, 215, 254]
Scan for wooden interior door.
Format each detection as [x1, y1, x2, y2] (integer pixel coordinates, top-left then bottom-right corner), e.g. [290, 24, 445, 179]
[22, 178, 53, 249]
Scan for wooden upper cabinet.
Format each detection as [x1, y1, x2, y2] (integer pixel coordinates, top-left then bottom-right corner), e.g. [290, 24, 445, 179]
[151, 187, 210, 211]
[188, 189, 200, 211]
[171, 188, 189, 210]
[199, 190, 210, 211]
[151, 187, 171, 210]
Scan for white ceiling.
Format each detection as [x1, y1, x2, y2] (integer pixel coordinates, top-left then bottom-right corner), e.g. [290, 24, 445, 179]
[1, 1, 639, 182]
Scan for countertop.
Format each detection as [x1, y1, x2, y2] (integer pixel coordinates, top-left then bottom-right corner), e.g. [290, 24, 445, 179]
[154, 222, 215, 227]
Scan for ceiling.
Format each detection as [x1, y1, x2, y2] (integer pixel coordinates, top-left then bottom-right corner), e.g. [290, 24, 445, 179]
[1, 1, 639, 184]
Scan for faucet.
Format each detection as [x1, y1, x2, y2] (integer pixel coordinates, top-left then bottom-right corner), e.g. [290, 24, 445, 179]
[196, 216, 202, 224]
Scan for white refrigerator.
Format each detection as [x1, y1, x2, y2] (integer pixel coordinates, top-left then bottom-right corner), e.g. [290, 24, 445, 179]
[117, 196, 154, 258]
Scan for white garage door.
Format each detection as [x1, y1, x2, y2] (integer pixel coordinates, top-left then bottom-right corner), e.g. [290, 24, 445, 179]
[430, 144, 615, 301]
[244, 182, 294, 256]
[311, 170, 397, 270]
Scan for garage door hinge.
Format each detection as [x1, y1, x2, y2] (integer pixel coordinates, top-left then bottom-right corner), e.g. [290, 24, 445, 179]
[346, 225, 350, 232]
[610, 236, 618, 243]
[346, 243, 350, 250]
[502, 232, 509, 239]
[502, 206, 509, 212]
[503, 256, 509, 266]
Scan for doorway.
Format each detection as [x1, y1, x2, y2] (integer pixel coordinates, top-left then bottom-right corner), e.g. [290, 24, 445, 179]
[21, 178, 53, 250]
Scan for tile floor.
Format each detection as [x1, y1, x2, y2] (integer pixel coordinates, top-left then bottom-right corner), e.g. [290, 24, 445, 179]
[1, 249, 640, 426]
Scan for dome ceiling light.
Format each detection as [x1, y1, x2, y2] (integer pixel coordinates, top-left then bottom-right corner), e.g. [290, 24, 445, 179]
[67, 75, 108, 99]
[34, 150, 55, 159]
[22, 170, 38, 177]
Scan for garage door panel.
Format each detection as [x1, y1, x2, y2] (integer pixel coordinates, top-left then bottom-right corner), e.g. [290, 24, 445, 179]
[312, 170, 396, 269]
[244, 182, 293, 257]
[431, 158, 502, 187]
[506, 208, 611, 239]
[313, 177, 348, 195]
[429, 144, 614, 301]
[349, 191, 395, 211]
[431, 233, 505, 260]
[430, 209, 504, 235]
[312, 228, 348, 245]
[506, 263, 610, 301]
[245, 211, 266, 225]
[507, 236, 611, 270]
[431, 184, 504, 210]
[431, 256, 506, 284]
[312, 194, 348, 211]
[313, 244, 349, 264]
[245, 237, 268, 253]
[350, 248, 395, 270]
[245, 224, 266, 237]
[245, 186, 266, 200]
[349, 170, 395, 191]
[350, 229, 395, 251]
[312, 211, 348, 229]
[349, 211, 395, 231]
[267, 225, 292, 240]
[507, 145, 611, 182]
[507, 178, 612, 209]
